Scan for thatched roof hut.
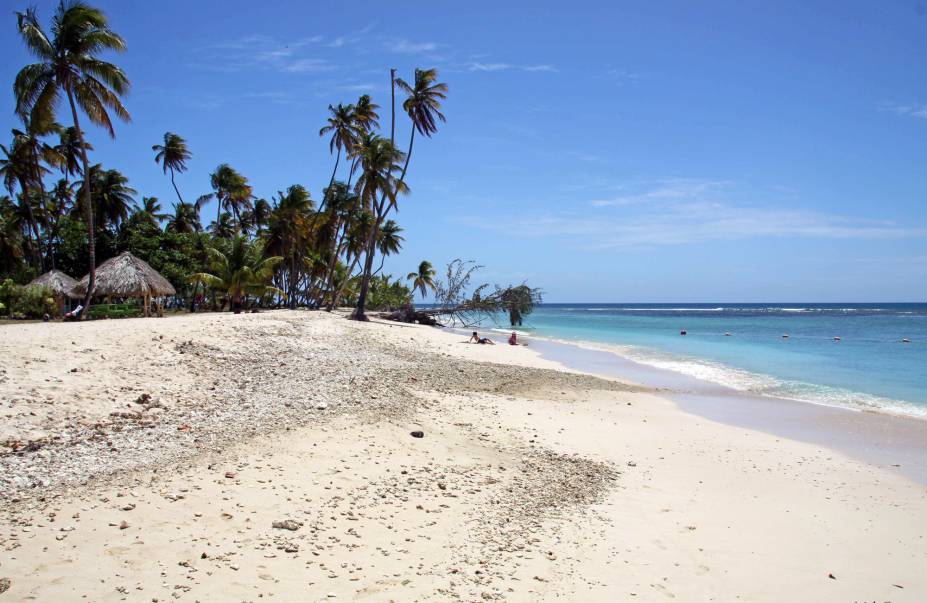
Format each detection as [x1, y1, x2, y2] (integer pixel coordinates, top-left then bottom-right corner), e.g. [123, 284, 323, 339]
[72, 252, 176, 304]
[28, 270, 81, 299]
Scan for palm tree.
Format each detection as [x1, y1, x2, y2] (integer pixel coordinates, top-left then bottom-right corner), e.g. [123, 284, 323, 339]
[191, 236, 283, 313]
[350, 136, 408, 320]
[394, 68, 448, 180]
[251, 198, 271, 236]
[373, 219, 404, 275]
[264, 185, 314, 308]
[208, 164, 252, 227]
[15, 1, 131, 314]
[0, 196, 25, 274]
[166, 201, 200, 234]
[152, 132, 191, 205]
[0, 137, 42, 268]
[77, 165, 136, 231]
[137, 196, 167, 224]
[353, 94, 381, 132]
[319, 103, 358, 192]
[406, 260, 437, 299]
[208, 212, 237, 239]
[55, 126, 92, 182]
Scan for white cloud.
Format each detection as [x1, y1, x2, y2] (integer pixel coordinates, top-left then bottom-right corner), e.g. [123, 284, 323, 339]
[466, 62, 557, 73]
[460, 178, 927, 248]
[589, 179, 731, 207]
[385, 39, 438, 54]
[282, 58, 333, 73]
[882, 102, 927, 119]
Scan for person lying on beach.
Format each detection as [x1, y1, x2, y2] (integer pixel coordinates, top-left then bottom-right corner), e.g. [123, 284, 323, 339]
[469, 331, 495, 344]
[63, 304, 83, 321]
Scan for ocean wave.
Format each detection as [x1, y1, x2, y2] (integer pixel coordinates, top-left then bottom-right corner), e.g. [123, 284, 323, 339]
[529, 334, 927, 419]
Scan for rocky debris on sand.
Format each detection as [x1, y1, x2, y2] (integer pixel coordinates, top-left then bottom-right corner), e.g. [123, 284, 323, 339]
[410, 430, 424, 438]
[0, 578, 9, 594]
[272, 519, 302, 531]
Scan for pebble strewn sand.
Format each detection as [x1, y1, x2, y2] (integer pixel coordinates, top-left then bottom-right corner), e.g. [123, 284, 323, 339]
[1, 310, 925, 602]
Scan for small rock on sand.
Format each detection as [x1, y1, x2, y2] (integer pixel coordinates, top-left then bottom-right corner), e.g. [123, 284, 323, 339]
[0, 578, 10, 594]
[410, 430, 424, 438]
[272, 519, 301, 531]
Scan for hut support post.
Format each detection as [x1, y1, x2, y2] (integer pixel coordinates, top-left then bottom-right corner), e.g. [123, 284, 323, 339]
[144, 294, 150, 318]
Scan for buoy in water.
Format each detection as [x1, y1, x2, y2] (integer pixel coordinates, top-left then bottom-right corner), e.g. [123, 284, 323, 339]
[834, 336, 841, 341]
[902, 338, 911, 343]
[782, 334, 790, 338]
[724, 332, 732, 336]
[680, 329, 687, 336]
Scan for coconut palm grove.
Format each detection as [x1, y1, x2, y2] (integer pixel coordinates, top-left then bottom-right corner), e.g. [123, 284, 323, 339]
[0, 1, 466, 321]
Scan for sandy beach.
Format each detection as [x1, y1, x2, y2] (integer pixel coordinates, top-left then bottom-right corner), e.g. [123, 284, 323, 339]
[1, 310, 925, 602]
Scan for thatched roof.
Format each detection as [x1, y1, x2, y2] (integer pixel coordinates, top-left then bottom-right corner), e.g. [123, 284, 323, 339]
[28, 269, 81, 298]
[72, 252, 176, 298]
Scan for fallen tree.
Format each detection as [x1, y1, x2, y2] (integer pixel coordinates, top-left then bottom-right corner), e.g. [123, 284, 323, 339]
[380, 259, 542, 327]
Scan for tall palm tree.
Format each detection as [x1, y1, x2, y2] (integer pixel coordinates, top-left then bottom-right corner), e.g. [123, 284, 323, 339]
[191, 236, 283, 313]
[394, 68, 448, 180]
[0, 196, 25, 275]
[353, 94, 380, 132]
[0, 138, 41, 268]
[319, 103, 357, 193]
[15, 1, 130, 314]
[138, 196, 167, 223]
[251, 198, 271, 236]
[166, 201, 200, 234]
[373, 219, 404, 275]
[264, 185, 314, 308]
[208, 212, 237, 239]
[350, 136, 408, 320]
[208, 164, 252, 227]
[55, 126, 92, 182]
[152, 132, 191, 205]
[406, 260, 437, 299]
[77, 165, 136, 231]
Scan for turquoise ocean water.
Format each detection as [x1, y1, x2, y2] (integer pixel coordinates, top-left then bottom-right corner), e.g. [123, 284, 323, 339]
[488, 303, 927, 417]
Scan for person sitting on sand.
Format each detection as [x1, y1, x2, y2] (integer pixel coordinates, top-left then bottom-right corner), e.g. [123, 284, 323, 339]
[469, 331, 495, 345]
[508, 331, 518, 345]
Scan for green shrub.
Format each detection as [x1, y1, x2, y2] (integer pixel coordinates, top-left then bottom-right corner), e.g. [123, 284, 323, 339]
[13, 285, 58, 318]
[88, 303, 141, 319]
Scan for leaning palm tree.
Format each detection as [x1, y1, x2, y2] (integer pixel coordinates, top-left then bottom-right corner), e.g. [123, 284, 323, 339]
[319, 102, 358, 192]
[406, 260, 437, 299]
[394, 68, 448, 179]
[152, 132, 191, 205]
[190, 236, 283, 314]
[373, 219, 404, 275]
[15, 1, 131, 315]
[208, 212, 237, 239]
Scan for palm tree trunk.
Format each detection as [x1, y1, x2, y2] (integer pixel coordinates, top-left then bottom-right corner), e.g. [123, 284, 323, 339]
[328, 147, 341, 191]
[17, 177, 44, 271]
[352, 69, 397, 321]
[169, 166, 184, 204]
[66, 87, 95, 319]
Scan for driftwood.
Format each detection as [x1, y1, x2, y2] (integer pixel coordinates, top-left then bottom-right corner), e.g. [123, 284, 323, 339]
[380, 305, 441, 326]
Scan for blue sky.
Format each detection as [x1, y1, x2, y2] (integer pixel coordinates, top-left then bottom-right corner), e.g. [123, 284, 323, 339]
[3, 0, 926, 301]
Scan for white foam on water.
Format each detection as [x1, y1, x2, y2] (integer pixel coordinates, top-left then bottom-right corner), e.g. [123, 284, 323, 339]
[531, 334, 927, 419]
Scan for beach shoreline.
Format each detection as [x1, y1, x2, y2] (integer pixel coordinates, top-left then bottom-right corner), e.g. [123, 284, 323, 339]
[1, 310, 925, 601]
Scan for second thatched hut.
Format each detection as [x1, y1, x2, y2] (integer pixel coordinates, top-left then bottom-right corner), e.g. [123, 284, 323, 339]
[72, 251, 176, 317]
[28, 269, 81, 313]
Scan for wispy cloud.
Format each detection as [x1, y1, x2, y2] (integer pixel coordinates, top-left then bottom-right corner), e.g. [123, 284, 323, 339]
[589, 179, 731, 207]
[467, 62, 558, 73]
[385, 38, 438, 54]
[196, 34, 333, 74]
[460, 178, 927, 248]
[881, 102, 927, 119]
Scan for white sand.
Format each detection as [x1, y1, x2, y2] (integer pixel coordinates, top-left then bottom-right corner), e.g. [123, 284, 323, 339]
[1, 310, 925, 601]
